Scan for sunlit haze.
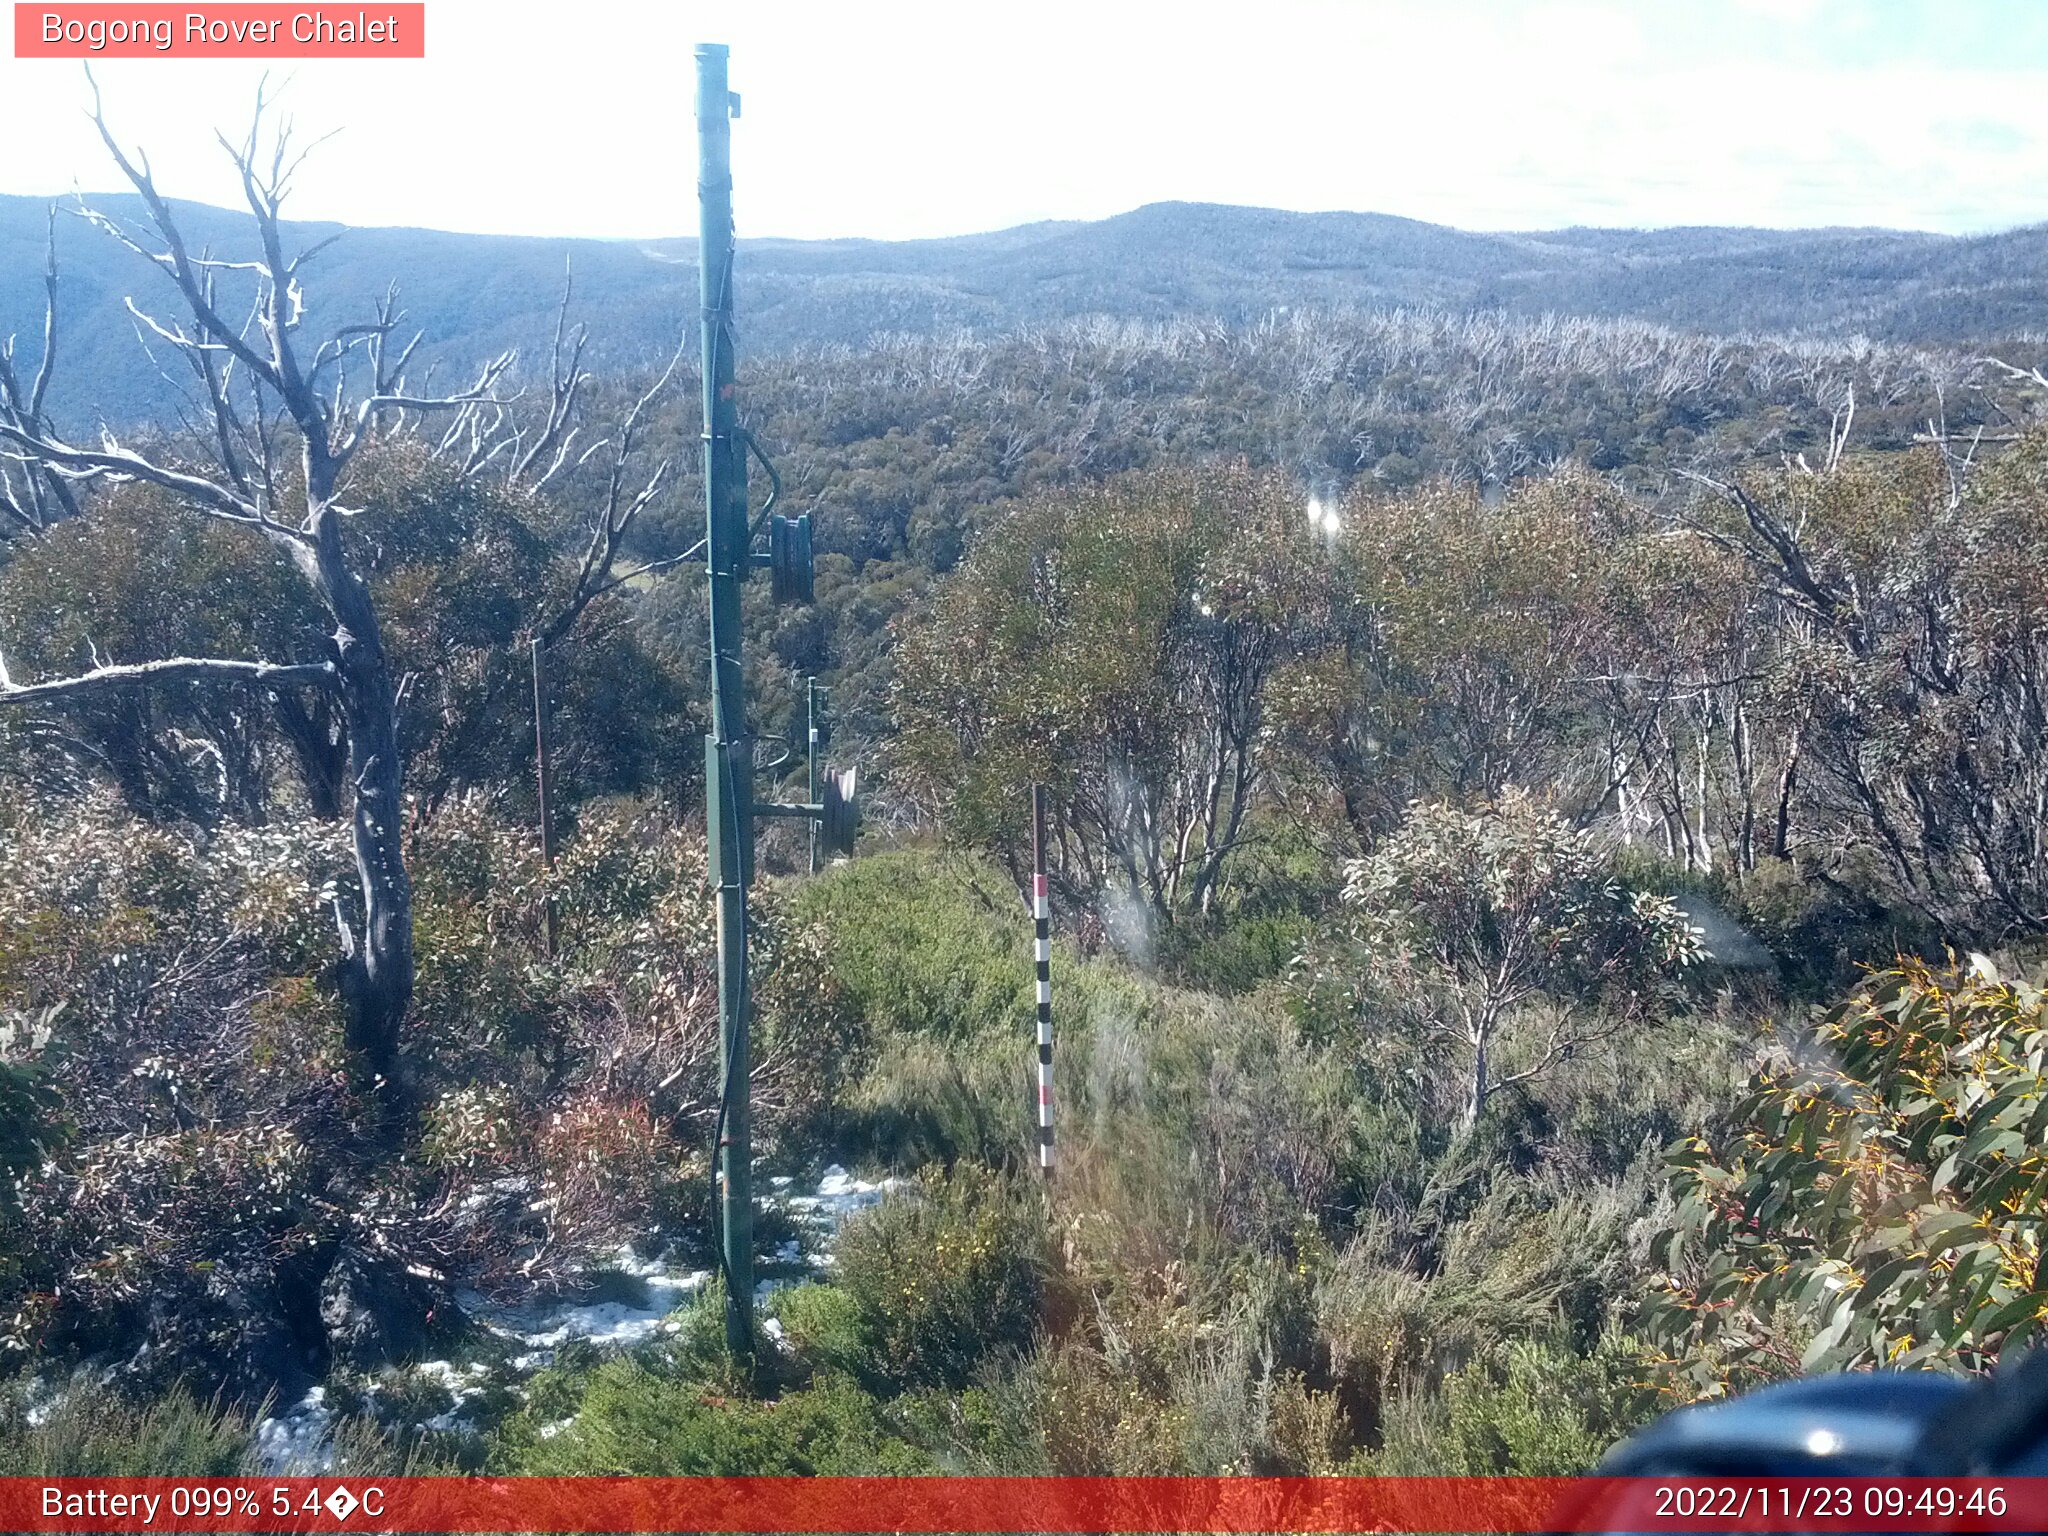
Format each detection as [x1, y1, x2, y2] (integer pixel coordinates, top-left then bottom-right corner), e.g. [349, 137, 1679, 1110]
[2, 0, 2046, 240]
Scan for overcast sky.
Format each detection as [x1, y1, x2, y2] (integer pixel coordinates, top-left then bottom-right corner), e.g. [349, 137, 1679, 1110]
[2, 0, 2046, 241]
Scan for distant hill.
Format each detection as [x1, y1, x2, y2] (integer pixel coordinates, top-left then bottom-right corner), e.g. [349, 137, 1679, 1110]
[4, 193, 2046, 427]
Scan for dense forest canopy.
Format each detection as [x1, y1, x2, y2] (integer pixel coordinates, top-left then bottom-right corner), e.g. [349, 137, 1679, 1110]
[7, 122, 2048, 1481]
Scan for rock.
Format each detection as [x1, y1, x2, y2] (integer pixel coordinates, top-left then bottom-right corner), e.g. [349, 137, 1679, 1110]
[318, 1249, 464, 1372]
[118, 1258, 318, 1407]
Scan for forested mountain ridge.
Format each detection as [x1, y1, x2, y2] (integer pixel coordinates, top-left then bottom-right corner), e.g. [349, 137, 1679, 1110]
[5, 191, 2047, 425]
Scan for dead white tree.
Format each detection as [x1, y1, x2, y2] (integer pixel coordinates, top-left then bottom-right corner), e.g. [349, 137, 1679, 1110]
[0, 82, 517, 1096]
[0, 209, 82, 535]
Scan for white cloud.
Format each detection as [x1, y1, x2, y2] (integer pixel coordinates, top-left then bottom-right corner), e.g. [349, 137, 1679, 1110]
[1727, 0, 1829, 21]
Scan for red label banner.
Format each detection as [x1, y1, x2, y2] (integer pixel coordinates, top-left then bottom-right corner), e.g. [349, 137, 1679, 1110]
[14, 5, 424, 57]
[1, 1476, 2044, 1533]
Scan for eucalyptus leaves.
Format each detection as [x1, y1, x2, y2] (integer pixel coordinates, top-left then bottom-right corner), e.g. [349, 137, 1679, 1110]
[1650, 957, 2048, 1392]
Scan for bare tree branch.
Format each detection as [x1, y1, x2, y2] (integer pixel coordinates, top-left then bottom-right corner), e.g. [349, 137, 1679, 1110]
[536, 331, 686, 648]
[0, 656, 334, 705]
[1988, 356, 2048, 393]
[511, 264, 588, 485]
[1675, 467, 1866, 654]
[0, 420, 272, 526]
[28, 205, 60, 427]
[0, 206, 82, 529]
[79, 71, 288, 397]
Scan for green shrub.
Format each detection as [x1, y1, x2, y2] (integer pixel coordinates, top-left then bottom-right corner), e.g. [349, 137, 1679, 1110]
[1311, 789, 1704, 1130]
[835, 1166, 1046, 1389]
[642, 1280, 749, 1393]
[1012, 1336, 1194, 1474]
[0, 1054, 61, 1300]
[518, 1366, 931, 1475]
[794, 852, 1033, 1044]
[1066, 984, 1363, 1251]
[1156, 911, 1314, 996]
[1155, 815, 1335, 995]
[975, 1316, 1346, 1475]
[797, 850, 1079, 1166]
[770, 1284, 868, 1379]
[0, 1386, 252, 1475]
[1368, 1336, 1659, 1474]
[0, 1054, 61, 1193]
[843, 1033, 1028, 1168]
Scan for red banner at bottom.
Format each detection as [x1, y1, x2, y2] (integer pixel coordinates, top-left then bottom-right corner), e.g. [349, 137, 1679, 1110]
[4, 1475, 2043, 1533]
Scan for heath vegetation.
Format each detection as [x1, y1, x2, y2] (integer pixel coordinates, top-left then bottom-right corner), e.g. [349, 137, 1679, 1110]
[4, 104, 2048, 1478]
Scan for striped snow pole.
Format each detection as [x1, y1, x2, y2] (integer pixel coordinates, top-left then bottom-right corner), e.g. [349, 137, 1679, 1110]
[1032, 784, 1053, 1176]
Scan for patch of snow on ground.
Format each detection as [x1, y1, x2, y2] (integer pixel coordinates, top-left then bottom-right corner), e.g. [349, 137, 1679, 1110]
[412, 1359, 495, 1430]
[773, 1164, 905, 1269]
[21, 1377, 59, 1429]
[783, 1164, 904, 1228]
[254, 1165, 903, 1470]
[253, 1387, 337, 1474]
[515, 1296, 687, 1351]
[413, 1359, 486, 1388]
[462, 1247, 712, 1364]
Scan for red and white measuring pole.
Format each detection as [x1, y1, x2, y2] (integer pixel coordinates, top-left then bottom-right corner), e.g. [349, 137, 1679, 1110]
[1031, 784, 1053, 1176]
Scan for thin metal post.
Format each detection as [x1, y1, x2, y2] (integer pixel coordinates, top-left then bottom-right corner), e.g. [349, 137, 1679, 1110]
[698, 40, 754, 1362]
[807, 677, 821, 875]
[1032, 785, 1053, 1177]
[530, 636, 558, 958]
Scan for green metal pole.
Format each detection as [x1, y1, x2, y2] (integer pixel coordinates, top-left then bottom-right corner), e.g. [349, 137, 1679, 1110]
[697, 40, 754, 1362]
